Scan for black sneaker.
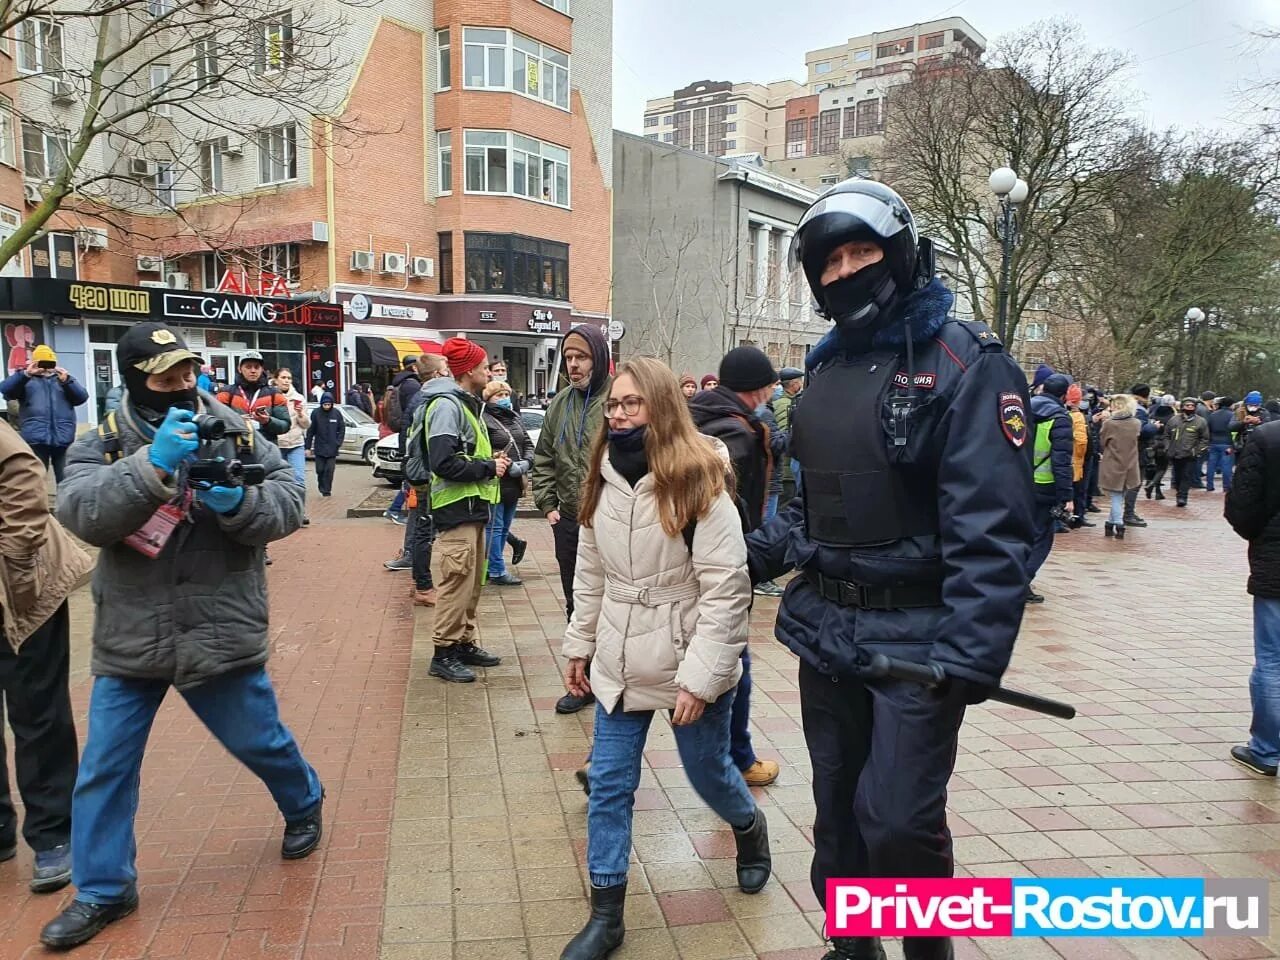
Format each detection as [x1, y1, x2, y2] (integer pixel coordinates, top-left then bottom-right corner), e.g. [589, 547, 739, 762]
[457, 644, 502, 667]
[384, 554, 412, 571]
[509, 537, 528, 566]
[1024, 589, 1045, 604]
[1085, 504, 1102, 513]
[823, 937, 888, 960]
[40, 897, 139, 950]
[556, 691, 596, 714]
[1124, 515, 1148, 528]
[282, 789, 325, 860]
[429, 647, 476, 683]
[1231, 745, 1277, 777]
[31, 842, 72, 893]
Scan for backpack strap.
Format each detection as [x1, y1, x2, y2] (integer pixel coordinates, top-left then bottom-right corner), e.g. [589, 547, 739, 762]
[98, 410, 123, 463]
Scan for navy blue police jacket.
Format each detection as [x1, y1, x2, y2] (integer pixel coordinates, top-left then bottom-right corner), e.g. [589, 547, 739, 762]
[745, 280, 1035, 688]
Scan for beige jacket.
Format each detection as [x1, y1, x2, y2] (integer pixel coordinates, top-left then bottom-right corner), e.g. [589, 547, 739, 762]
[562, 454, 751, 712]
[0, 420, 93, 651]
[277, 387, 311, 450]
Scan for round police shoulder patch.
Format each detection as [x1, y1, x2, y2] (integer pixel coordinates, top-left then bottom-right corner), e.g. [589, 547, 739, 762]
[999, 392, 1027, 448]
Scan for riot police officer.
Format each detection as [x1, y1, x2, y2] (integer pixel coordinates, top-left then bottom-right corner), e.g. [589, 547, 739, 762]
[745, 180, 1035, 960]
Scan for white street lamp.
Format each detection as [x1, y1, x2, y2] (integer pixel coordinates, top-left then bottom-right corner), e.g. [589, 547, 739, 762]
[1008, 178, 1029, 204]
[1185, 307, 1205, 324]
[989, 167, 1017, 196]
[990, 166, 1027, 341]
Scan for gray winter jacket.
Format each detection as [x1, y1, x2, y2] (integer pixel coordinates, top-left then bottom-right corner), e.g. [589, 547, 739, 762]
[56, 391, 302, 690]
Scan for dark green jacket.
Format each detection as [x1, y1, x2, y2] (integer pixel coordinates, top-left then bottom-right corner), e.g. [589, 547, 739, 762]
[532, 382, 609, 520]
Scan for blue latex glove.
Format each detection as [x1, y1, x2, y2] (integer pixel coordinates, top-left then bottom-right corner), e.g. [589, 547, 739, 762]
[196, 484, 245, 515]
[148, 407, 198, 475]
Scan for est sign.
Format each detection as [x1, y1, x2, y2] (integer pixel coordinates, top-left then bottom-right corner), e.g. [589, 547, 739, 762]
[216, 270, 290, 298]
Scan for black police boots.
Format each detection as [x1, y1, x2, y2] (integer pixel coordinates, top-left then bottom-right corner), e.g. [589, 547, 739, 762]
[430, 645, 477, 683]
[40, 897, 139, 949]
[560, 882, 626, 960]
[903, 936, 955, 960]
[824, 937, 887, 959]
[732, 807, 771, 893]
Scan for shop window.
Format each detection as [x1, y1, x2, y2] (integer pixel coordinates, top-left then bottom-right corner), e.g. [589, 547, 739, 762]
[438, 231, 453, 294]
[463, 232, 569, 301]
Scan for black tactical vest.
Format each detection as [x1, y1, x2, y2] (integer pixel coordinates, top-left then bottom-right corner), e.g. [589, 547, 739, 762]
[791, 351, 941, 547]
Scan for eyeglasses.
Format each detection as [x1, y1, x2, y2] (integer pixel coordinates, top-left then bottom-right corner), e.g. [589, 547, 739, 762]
[604, 395, 645, 417]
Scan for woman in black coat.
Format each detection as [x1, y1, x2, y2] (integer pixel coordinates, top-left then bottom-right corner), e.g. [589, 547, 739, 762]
[482, 381, 534, 585]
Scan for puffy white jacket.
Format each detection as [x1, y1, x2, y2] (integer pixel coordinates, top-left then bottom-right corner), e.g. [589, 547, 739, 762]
[277, 387, 311, 450]
[562, 453, 751, 713]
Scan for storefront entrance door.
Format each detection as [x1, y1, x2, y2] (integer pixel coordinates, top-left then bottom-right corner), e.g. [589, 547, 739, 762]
[205, 351, 233, 392]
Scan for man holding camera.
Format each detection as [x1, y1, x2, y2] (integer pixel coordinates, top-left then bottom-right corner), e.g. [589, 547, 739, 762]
[0, 345, 90, 482]
[41, 322, 322, 950]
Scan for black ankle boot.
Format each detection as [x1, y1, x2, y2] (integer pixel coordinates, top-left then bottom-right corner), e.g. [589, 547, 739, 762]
[902, 936, 954, 960]
[1104, 522, 1115, 537]
[561, 883, 626, 960]
[824, 936, 887, 959]
[1115, 524, 1125, 540]
[40, 897, 139, 949]
[732, 807, 771, 893]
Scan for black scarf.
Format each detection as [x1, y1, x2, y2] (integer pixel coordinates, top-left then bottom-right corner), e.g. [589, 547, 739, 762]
[608, 426, 649, 487]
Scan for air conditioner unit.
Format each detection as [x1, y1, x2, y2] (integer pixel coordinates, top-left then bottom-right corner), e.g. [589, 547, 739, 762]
[350, 249, 375, 271]
[136, 254, 164, 273]
[129, 158, 156, 179]
[410, 256, 433, 279]
[311, 221, 329, 243]
[50, 78, 75, 103]
[220, 137, 243, 157]
[22, 182, 43, 204]
[166, 272, 191, 290]
[77, 227, 108, 249]
[381, 252, 407, 275]
[139, 280, 167, 288]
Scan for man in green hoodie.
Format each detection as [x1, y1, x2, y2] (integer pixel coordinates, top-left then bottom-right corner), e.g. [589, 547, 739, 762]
[532, 324, 612, 714]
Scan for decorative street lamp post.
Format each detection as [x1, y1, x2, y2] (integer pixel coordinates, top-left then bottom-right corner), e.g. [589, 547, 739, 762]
[1185, 306, 1205, 395]
[989, 166, 1028, 343]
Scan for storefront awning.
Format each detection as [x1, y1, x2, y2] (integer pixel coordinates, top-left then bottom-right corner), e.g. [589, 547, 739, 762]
[355, 335, 443, 367]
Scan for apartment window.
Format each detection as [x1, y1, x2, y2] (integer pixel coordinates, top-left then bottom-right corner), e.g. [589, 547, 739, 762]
[1023, 321, 1048, 341]
[463, 28, 569, 110]
[464, 232, 568, 300]
[201, 251, 228, 289]
[853, 48, 872, 62]
[662, 133, 673, 143]
[922, 32, 945, 50]
[724, 139, 736, 150]
[256, 123, 297, 184]
[644, 116, 659, 128]
[262, 243, 300, 284]
[726, 104, 737, 115]
[841, 106, 857, 138]
[876, 38, 913, 58]
[254, 11, 293, 75]
[464, 130, 569, 207]
[535, 0, 570, 12]
[854, 99, 881, 137]
[820, 175, 838, 185]
[148, 0, 172, 16]
[198, 139, 223, 193]
[814, 61, 832, 75]
[150, 65, 171, 115]
[436, 28, 450, 90]
[21, 122, 67, 179]
[16, 19, 63, 74]
[437, 130, 452, 194]
[194, 36, 219, 88]
[154, 163, 176, 207]
[662, 115, 673, 125]
[766, 232, 781, 299]
[438, 231, 453, 293]
[818, 109, 840, 155]
[0, 100, 14, 167]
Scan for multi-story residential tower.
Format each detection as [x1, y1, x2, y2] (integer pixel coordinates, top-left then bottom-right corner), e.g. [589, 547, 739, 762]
[641, 79, 804, 161]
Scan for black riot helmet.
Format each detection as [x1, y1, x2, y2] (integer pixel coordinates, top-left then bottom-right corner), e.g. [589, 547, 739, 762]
[788, 178, 932, 330]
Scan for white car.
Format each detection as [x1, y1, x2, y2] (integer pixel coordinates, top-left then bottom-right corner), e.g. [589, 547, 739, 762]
[305, 403, 380, 465]
[373, 406, 545, 486]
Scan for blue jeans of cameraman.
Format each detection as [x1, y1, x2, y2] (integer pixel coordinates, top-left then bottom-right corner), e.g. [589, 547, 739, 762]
[586, 690, 755, 887]
[1250, 597, 1280, 768]
[70, 667, 321, 904]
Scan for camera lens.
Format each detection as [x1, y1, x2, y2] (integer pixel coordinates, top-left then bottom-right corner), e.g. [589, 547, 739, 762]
[192, 414, 226, 441]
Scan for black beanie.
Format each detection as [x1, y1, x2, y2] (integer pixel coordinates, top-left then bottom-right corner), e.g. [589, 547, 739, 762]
[718, 346, 777, 393]
[1042, 374, 1071, 399]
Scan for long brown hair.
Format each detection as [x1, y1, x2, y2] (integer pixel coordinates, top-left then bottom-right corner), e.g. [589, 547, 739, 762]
[579, 358, 727, 537]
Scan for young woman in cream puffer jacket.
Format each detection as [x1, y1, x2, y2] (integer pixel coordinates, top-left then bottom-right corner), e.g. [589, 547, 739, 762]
[559, 358, 770, 960]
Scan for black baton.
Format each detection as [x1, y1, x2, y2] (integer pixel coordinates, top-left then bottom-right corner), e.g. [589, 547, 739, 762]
[862, 653, 1077, 721]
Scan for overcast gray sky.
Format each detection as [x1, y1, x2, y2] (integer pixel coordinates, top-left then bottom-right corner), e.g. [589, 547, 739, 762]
[612, 0, 1279, 136]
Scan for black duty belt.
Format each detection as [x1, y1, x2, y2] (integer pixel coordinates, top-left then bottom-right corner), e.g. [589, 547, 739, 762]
[803, 570, 943, 610]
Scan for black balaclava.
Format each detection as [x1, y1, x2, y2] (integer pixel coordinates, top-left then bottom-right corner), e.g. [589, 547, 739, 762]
[124, 365, 197, 422]
[822, 259, 898, 334]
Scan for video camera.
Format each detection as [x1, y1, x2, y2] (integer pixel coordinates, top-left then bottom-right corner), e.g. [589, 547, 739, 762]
[186, 415, 266, 488]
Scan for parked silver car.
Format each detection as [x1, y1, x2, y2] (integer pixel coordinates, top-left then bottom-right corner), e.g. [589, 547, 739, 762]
[305, 403, 381, 465]
[373, 407, 544, 485]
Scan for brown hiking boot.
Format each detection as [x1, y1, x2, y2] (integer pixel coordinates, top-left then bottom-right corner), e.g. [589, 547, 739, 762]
[741, 759, 780, 787]
[413, 587, 437, 606]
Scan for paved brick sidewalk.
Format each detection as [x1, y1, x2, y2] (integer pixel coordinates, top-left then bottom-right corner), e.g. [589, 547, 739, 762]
[386, 491, 1280, 960]
[0, 504, 410, 960]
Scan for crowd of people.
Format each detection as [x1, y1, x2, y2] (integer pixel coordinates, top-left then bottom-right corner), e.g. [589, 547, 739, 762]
[0, 176, 1276, 960]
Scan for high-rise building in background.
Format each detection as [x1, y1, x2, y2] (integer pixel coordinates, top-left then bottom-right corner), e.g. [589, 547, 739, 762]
[641, 17, 986, 190]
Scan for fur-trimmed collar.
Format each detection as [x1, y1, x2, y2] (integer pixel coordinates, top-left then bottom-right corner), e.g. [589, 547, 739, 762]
[805, 278, 955, 370]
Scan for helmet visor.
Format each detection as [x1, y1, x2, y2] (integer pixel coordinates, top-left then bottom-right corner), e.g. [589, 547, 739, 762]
[788, 191, 913, 272]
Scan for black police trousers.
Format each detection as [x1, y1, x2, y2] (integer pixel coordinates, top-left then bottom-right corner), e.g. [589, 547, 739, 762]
[0, 602, 78, 852]
[799, 658, 966, 903]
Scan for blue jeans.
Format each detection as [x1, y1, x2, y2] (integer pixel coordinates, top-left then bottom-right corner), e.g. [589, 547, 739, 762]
[281, 445, 306, 500]
[486, 501, 518, 578]
[1207, 443, 1233, 492]
[1250, 597, 1280, 767]
[729, 650, 756, 771]
[1108, 491, 1125, 525]
[765, 493, 780, 522]
[71, 668, 321, 904]
[587, 690, 756, 888]
[390, 484, 407, 513]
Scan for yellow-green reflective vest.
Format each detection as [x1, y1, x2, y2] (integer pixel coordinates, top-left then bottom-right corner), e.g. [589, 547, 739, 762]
[427, 397, 500, 510]
[1033, 419, 1055, 485]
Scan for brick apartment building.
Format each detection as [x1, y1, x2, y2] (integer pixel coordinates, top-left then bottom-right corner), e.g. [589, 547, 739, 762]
[0, 0, 612, 425]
